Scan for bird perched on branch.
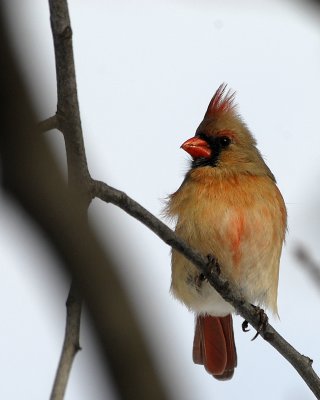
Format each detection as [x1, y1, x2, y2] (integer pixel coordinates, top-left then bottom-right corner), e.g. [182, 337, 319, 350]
[165, 84, 287, 380]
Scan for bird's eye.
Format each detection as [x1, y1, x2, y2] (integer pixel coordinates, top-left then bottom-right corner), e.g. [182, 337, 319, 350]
[219, 136, 231, 148]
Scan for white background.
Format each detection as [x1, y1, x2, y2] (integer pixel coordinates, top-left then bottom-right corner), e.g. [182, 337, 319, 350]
[2, 1, 320, 399]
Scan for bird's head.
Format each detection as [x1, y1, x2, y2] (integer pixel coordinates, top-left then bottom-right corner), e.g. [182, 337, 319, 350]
[181, 84, 274, 180]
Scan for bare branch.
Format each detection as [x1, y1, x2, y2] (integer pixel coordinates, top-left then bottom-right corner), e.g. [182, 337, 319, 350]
[50, 283, 82, 400]
[48, 0, 91, 191]
[92, 179, 320, 399]
[47, 0, 90, 396]
[38, 115, 58, 132]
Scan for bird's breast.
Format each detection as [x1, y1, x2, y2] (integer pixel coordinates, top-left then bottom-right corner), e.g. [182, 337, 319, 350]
[167, 169, 286, 314]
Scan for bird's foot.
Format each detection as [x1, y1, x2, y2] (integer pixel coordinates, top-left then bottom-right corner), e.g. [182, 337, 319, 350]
[242, 320, 250, 332]
[195, 272, 206, 288]
[251, 306, 268, 341]
[206, 254, 221, 275]
[194, 254, 220, 288]
[242, 306, 268, 340]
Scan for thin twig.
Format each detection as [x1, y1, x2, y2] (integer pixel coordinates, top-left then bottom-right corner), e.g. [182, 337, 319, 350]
[92, 179, 320, 399]
[38, 115, 58, 132]
[50, 283, 82, 400]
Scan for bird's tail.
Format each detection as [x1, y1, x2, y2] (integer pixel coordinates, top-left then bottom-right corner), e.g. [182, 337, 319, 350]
[193, 314, 237, 380]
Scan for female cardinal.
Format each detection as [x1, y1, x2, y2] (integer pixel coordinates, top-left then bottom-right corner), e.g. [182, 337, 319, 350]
[166, 84, 287, 380]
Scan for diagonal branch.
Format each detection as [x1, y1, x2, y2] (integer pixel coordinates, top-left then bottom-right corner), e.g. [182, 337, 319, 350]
[92, 179, 320, 399]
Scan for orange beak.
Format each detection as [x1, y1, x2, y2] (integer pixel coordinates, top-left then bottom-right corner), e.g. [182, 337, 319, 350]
[181, 137, 211, 159]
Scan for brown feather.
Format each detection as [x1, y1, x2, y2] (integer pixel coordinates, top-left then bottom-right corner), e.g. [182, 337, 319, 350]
[193, 315, 237, 380]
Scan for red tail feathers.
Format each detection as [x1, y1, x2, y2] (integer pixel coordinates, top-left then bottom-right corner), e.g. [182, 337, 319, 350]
[193, 314, 237, 380]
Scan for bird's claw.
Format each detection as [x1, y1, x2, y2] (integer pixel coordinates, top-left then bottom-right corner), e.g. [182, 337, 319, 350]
[206, 254, 221, 275]
[251, 306, 268, 341]
[242, 306, 268, 340]
[242, 320, 250, 332]
[195, 272, 206, 288]
[195, 254, 220, 287]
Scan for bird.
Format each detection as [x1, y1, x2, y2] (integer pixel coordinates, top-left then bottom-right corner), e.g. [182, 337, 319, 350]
[165, 84, 287, 380]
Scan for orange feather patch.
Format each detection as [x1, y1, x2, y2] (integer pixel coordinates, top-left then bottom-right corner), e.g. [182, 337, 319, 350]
[230, 213, 245, 267]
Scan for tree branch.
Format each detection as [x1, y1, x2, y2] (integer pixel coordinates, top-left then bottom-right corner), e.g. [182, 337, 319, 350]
[50, 283, 82, 400]
[48, 0, 91, 191]
[92, 179, 320, 399]
[47, 0, 90, 396]
[38, 115, 58, 132]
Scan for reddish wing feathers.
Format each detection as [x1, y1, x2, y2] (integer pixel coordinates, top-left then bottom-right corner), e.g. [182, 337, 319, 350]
[205, 83, 236, 118]
[192, 315, 237, 380]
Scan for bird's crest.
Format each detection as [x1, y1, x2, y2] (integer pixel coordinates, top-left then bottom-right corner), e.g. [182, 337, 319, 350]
[205, 83, 237, 118]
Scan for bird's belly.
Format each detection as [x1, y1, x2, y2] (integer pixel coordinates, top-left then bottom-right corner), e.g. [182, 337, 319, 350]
[171, 204, 281, 316]
[171, 250, 235, 316]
